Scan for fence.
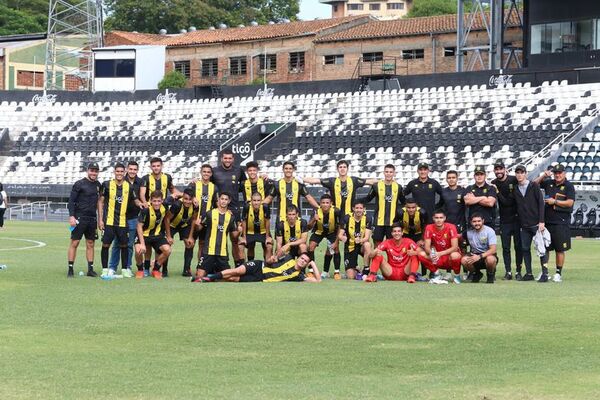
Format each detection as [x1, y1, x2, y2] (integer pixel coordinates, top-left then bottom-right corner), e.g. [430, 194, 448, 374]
[8, 201, 70, 222]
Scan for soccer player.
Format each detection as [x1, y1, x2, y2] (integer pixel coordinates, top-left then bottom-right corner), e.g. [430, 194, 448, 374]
[403, 162, 443, 222]
[441, 170, 467, 234]
[397, 197, 428, 245]
[108, 161, 142, 273]
[533, 164, 575, 282]
[491, 160, 523, 280]
[164, 188, 199, 277]
[300, 159, 377, 216]
[194, 253, 321, 283]
[241, 161, 273, 203]
[338, 201, 373, 280]
[264, 161, 319, 222]
[187, 164, 218, 263]
[67, 162, 102, 278]
[307, 194, 342, 279]
[464, 165, 498, 227]
[513, 164, 545, 282]
[194, 192, 238, 279]
[97, 163, 140, 278]
[462, 213, 498, 283]
[359, 164, 405, 246]
[139, 157, 180, 204]
[275, 205, 308, 258]
[134, 190, 172, 280]
[364, 223, 419, 283]
[238, 192, 273, 262]
[417, 210, 462, 284]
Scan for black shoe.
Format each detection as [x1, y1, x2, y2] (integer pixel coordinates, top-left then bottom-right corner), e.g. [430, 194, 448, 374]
[503, 272, 512, 281]
[86, 269, 98, 277]
[515, 272, 523, 281]
[472, 271, 483, 283]
[162, 268, 169, 278]
[67, 268, 74, 278]
[537, 273, 549, 283]
[465, 272, 474, 282]
[520, 273, 534, 281]
[486, 274, 495, 284]
[182, 269, 192, 277]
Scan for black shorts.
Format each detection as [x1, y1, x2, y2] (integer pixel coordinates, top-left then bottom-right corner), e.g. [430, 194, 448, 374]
[239, 261, 264, 282]
[546, 224, 571, 252]
[228, 205, 242, 224]
[171, 225, 192, 241]
[198, 255, 230, 274]
[195, 227, 206, 241]
[289, 246, 300, 258]
[471, 254, 498, 270]
[71, 217, 98, 241]
[245, 233, 267, 246]
[372, 226, 392, 242]
[102, 225, 128, 246]
[310, 232, 337, 245]
[135, 235, 169, 252]
[344, 248, 365, 270]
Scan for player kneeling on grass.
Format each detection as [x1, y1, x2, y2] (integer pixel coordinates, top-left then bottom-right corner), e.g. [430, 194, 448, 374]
[418, 210, 463, 284]
[307, 194, 342, 279]
[164, 188, 199, 277]
[365, 223, 420, 283]
[338, 201, 373, 280]
[134, 190, 171, 280]
[238, 192, 273, 262]
[193, 252, 321, 283]
[461, 213, 498, 284]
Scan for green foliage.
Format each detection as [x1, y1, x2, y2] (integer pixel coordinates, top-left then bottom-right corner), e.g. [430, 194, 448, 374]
[158, 70, 187, 90]
[250, 76, 269, 85]
[0, 3, 46, 35]
[406, 0, 457, 18]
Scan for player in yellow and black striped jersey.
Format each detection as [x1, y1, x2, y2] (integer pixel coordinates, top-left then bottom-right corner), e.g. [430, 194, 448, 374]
[97, 163, 140, 277]
[134, 190, 172, 279]
[240, 161, 273, 203]
[194, 192, 238, 278]
[307, 194, 343, 279]
[338, 201, 373, 280]
[359, 164, 405, 246]
[186, 164, 218, 264]
[139, 157, 181, 204]
[192, 253, 322, 283]
[164, 188, 199, 277]
[239, 192, 273, 262]
[275, 205, 308, 259]
[397, 197, 428, 245]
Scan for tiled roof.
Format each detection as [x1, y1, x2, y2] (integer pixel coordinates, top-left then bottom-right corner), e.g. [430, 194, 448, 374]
[316, 12, 522, 43]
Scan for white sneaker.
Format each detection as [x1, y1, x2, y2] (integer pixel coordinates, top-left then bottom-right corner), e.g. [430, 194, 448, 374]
[552, 273, 562, 283]
[429, 276, 448, 285]
[101, 268, 109, 277]
[453, 274, 462, 284]
[320, 272, 329, 279]
[122, 268, 133, 278]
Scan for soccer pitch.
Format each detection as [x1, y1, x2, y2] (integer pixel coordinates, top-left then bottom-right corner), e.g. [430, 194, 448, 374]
[1, 221, 600, 399]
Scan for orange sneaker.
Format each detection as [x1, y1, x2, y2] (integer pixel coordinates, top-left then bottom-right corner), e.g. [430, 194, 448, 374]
[152, 270, 162, 280]
[305, 272, 315, 279]
[333, 272, 342, 280]
[135, 271, 144, 279]
[407, 274, 416, 284]
[365, 274, 377, 283]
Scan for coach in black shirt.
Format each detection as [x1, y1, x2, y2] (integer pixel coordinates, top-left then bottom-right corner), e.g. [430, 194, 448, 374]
[404, 162, 443, 223]
[491, 160, 523, 280]
[465, 165, 498, 227]
[67, 162, 102, 278]
[441, 169, 467, 233]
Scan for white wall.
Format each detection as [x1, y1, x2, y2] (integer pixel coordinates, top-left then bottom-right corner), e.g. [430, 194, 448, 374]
[135, 46, 166, 90]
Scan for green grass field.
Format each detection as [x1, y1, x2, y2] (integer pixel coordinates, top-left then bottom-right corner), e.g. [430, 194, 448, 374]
[1, 221, 600, 399]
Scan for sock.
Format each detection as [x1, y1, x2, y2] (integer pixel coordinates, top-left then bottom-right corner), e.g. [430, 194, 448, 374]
[324, 254, 332, 273]
[409, 256, 420, 274]
[144, 260, 150, 271]
[362, 265, 370, 275]
[370, 255, 383, 275]
[153, 262, 161, 272]
[136, 263, 143, 272]
[163, 257, 169, 270]
[333, 253, 341, 273]
[68, 261, 74, 271]
[101, 247, 109, 270]
[120, 247, 128, 271]
[515, 265, 522, 274]
[208, 272, 223, 280]
[450, 258, 462, 275]
[234, 259, 244, 267]
[556, 266, 563, 275]
[87, 261, 94, 271]
[184, 248, 193, 270]
[541, 263, 549, 275]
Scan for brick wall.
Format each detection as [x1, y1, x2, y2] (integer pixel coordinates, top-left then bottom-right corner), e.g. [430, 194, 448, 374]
[16, 70, 44, 88]
[0, 56, 4, 90]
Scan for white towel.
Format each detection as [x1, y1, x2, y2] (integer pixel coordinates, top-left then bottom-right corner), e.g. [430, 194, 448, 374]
[534, 228, 552, 257]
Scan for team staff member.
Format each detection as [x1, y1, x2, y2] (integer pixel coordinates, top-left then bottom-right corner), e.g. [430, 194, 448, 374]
[97, 163, 140, 278]
[241, 161, 273, 203]
[67, 162, 102, 278]
[195, 192, 238, 279]
[441, 170, 467, 233]
[462, 213, 498, 284]
[397, 197, 428, 245]
[239, 192, 273, 262]
[275, 205, 308, 259]
[359, 164, 405, 246]
[264, 161, 319, 222]
[164, 189, 199, 277]
[533, 164, 576, 282]
[134, 190, 171, 280]
[301, 160, 377, 216]
[338, 201, 373, 280]
[513, 165, 545, 282]
[188, 164, 218, 262]
[139, 157, 180, 204]
[491, 160, 523, 280]
[108, 161, 142, 273]
[403, 162, 443, 222]
[365, 223, 420, 283]
[464, 166, 498, 227]
[307, 194, 342, 279]
[418, 210, 462, 284]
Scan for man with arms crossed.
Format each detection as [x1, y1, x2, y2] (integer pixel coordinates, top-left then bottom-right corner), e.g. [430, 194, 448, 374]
[404, 162, 444, 222]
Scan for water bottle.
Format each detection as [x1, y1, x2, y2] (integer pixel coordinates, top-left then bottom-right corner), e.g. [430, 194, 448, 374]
[430, 247, 437, 265]
[69, 219, 79, 232]
[0, 264, 7, 270]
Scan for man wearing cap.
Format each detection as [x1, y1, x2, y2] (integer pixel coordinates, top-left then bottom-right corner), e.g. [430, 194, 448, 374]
[404, 162, 443, 223]
[67, 162, 102, 278]
[491, 160, 523, 280]
[513, 164, 545, 281]
[533, 164, 576, 282]
[464, 166, 498, 228]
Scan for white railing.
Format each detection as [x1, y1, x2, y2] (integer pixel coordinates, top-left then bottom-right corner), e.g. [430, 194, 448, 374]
[8, 201, 69, 221]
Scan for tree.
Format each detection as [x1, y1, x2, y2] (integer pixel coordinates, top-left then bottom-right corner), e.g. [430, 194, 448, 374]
[158, 70, 187, 90]
[0, 2, 47, 35]
[406, 0, 457, 18]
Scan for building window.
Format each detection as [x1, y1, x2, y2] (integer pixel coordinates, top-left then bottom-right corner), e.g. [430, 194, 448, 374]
[362, 52, 383, 62]
[174, 60, 190, 79]
[401, 49, 425, 59]
[348, 4, 364, 10]
[259, 54, 277, 73]
[94, 59, 135, 78]
[324, 54, 344, 65]
[289, 52, 305, 72]
[333, 5, 338, 12]
[444, 47, 456, 57]
[387, 2, 404, 9]
[531, 19, 600, 54]
[201, 58, 218, 77]
[369, 3, 380, 10]
[230, 57, 247, 75]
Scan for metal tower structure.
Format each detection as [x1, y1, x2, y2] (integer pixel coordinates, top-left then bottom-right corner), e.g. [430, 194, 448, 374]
[44, 0, 104, 91]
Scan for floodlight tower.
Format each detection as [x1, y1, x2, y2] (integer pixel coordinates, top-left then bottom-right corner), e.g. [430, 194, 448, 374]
[44, 0, 104, 91]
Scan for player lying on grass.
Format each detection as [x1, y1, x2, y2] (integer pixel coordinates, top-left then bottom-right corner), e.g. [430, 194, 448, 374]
[192, 252, 322, 283]
[364, 223, 420, 283]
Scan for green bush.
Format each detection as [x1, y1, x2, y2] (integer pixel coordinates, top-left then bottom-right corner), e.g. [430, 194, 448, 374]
[158, 70, 187, 90]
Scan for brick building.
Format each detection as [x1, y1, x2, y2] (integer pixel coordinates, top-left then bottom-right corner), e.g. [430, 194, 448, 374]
[320, 0, 413, 19]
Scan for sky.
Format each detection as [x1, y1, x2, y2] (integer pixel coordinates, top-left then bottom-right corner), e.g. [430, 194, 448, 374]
[298, 0, 332, 20]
